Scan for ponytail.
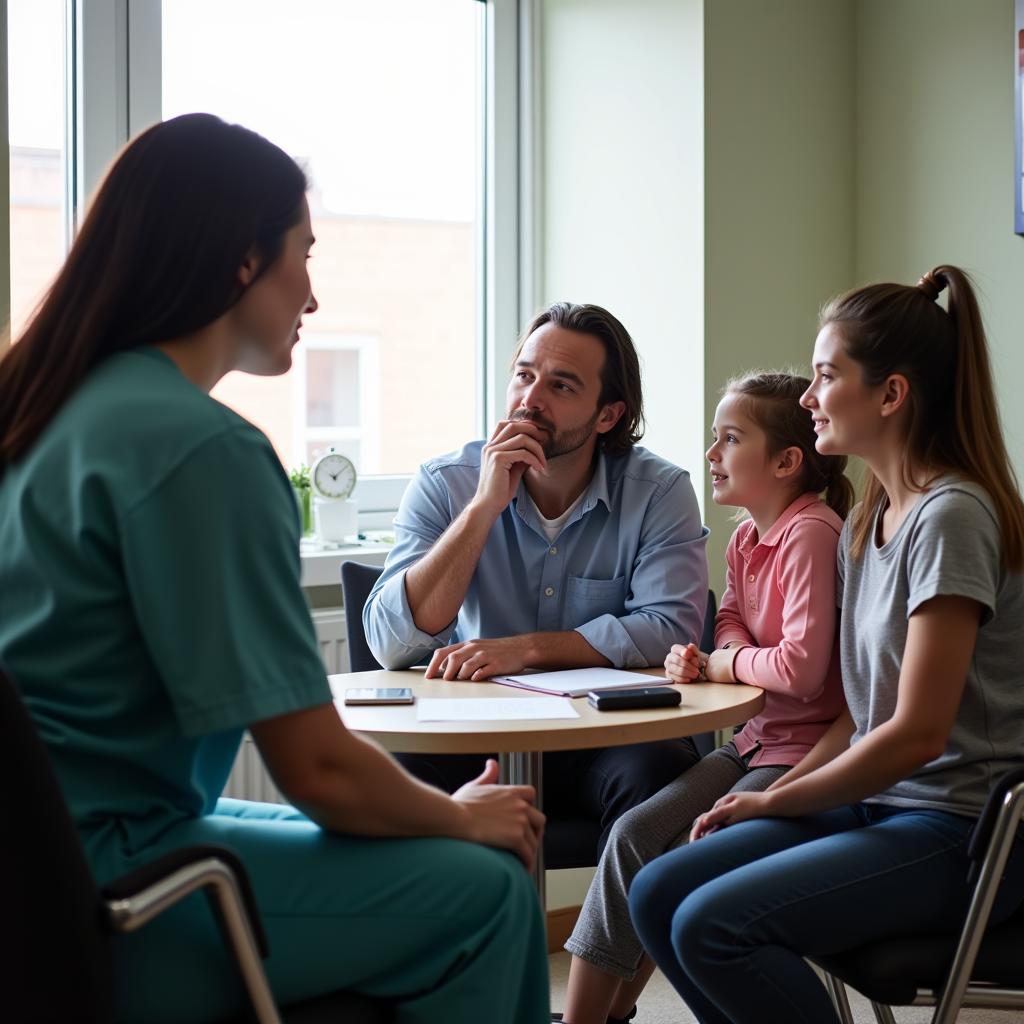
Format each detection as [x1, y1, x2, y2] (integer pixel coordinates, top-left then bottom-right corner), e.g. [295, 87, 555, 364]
[821, 265, 1024, 569]
[822, 460, 855, 520]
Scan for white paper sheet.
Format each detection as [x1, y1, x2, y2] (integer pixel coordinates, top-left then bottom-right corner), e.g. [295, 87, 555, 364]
[415, 697, 580, 722]
[492, 667, 668, 697]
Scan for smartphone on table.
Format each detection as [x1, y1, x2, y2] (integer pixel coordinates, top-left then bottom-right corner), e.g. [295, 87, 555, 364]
[343, 687, 415, 706]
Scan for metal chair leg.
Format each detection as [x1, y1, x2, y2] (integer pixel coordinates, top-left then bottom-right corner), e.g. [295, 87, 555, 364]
[870, 1001, 897, 1024]
[822, 970, 855, 1024]
[932, 785, 1024, 1024]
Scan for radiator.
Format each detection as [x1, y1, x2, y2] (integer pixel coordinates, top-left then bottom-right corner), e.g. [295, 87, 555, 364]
[221, 608, 348, 803]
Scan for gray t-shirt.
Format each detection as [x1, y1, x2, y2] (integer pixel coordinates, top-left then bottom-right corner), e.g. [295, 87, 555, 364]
[839, 478, 1024, 816]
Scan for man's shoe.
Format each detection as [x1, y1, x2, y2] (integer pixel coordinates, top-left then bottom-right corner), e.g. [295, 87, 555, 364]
[550, 1007, 637, 1023]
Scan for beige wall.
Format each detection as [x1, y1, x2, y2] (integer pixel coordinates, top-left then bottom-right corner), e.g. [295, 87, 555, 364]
[541, 0, 706, 486]
[855, 0, 1024, 470]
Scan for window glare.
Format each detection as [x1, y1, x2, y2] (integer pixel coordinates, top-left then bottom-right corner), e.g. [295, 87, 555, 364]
[162, 0, 483, 475]
[7, 0, 66, 342]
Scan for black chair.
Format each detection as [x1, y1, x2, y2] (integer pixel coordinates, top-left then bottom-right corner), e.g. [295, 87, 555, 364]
[1, 668, 392, 1024]
[340, 562, 719, 868]
[813, 767, 1024, 1024]
[341, 560, 387, 672]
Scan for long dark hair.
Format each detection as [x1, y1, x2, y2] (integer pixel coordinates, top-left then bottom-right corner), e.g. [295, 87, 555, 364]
[725, 370, 853, 519]
[0, 113, 308, 474]
[513, 301, 645, 457]
[820, 265, 1024, 569]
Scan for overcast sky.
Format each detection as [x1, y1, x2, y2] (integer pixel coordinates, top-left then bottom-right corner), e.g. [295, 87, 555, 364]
[8, 0, 480, 221]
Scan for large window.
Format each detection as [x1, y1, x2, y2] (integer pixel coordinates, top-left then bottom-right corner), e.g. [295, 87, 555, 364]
[6, 0, 68, 343]
[161, 0, 485, 477]
[3, 0, 530, 505]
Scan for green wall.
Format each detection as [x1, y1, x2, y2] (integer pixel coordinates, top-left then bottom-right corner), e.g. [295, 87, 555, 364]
[703, 0, 857, 590]
[856, 0, 1024, 471]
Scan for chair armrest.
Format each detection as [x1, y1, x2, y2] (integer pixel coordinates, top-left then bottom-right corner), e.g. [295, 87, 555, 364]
[101, 844, 269, 957]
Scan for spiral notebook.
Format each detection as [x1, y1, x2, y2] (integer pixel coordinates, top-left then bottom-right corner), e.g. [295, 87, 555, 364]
[491, 667, 669, 698]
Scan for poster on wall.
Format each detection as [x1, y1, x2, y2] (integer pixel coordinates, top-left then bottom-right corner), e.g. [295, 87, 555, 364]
[1017, 0, 1024, 234]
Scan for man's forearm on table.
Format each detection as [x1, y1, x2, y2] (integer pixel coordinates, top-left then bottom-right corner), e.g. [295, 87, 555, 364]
[518, 630, 612, 669]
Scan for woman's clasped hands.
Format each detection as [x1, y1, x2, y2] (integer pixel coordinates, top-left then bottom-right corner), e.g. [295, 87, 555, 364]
[452, 758, 546, 871]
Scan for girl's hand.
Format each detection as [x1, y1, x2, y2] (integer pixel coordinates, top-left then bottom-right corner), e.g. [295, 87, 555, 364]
[665, 642, 702, 683]
[690, 790, 773, 841]
[703, 647, 738, 683]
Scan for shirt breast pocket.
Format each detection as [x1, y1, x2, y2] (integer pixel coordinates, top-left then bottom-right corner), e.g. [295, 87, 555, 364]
[564, 574, 627, 629]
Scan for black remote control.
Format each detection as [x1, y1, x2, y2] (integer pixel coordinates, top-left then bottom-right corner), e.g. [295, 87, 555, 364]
[587, 687, 682, 711]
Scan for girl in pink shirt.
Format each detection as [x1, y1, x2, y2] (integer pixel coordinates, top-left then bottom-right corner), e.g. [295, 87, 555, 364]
[557, 372, 851, 1024]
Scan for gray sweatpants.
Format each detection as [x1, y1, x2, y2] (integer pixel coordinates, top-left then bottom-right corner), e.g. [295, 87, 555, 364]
[564, 741, 789, 979]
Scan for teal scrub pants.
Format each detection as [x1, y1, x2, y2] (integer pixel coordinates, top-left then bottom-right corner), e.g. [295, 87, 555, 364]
[106, 799, 550, 1023]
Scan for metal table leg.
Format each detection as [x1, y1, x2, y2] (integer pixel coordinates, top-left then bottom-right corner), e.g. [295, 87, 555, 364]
[498, 751, 545, 907]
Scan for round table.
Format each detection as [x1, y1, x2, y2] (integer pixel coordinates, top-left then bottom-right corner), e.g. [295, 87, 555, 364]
[328, 668, 765, 899]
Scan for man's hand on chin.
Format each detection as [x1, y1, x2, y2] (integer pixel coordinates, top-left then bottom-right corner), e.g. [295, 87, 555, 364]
[425, 636, 531, 681]
[471, 419, 549, 518]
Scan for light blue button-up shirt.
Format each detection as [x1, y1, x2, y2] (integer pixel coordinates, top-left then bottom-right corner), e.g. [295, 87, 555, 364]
[364, 442, 709, 670]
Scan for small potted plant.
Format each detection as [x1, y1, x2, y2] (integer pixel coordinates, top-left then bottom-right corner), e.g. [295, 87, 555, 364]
[289, 464, 313, 537]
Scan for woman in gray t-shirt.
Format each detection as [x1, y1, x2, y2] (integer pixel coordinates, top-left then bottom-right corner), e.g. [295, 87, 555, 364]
[628, 265, 1024, 1024]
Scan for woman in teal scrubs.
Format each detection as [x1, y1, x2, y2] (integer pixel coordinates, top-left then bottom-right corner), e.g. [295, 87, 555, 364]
[0, 113, 548, 1024]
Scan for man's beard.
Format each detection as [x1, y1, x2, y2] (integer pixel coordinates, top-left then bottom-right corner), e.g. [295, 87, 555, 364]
[511, 408, 600, 459]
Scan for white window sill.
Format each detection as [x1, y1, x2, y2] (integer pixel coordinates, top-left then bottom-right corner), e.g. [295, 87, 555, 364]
[300, 541, 391, 588]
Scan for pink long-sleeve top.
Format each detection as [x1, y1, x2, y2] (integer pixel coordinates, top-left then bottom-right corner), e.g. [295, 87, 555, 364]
[715, 493, 846, 767]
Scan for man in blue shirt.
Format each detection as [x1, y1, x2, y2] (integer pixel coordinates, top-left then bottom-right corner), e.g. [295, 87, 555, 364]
[364, 301, 709, 854]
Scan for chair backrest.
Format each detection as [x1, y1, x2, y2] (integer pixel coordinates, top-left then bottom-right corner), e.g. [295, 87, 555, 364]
[1, 668, 115, 1022]
[340, 561, 385, 672]
[701, 589, 717, 653]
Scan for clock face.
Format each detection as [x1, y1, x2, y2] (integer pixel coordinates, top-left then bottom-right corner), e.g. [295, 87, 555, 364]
[312, 452, 357, 499]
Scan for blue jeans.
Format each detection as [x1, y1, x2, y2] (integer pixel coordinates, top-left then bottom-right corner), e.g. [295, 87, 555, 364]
[628, 803, 1024, 1024]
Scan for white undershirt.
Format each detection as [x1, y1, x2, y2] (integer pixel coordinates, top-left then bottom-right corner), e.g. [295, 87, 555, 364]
[523, 489, 587, 544]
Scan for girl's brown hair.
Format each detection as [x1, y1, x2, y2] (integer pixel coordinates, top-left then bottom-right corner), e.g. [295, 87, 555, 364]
[0, 114, 308, 476]
[820, 265, 1024, 569]
[725, 370, 854, 519]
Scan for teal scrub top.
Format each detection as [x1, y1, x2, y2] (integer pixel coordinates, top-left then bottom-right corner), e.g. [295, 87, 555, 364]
[0, 348, 331, 880]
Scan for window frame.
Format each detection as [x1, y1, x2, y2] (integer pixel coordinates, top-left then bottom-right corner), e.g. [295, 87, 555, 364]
[292, 332, 380, 473]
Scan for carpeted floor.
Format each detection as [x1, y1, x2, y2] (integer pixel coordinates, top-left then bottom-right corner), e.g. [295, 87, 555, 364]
[548, 951, 1019, 1023]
